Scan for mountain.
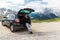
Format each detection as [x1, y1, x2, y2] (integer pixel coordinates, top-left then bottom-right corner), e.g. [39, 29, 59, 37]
[0, 8, 17, 17]
[29, 12, 58, 20]
[29, 12, 50, 20]
[0, 8, 59, 20]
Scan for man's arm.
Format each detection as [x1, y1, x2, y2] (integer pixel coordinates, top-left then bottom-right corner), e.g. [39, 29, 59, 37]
[28, 16, 31, 25]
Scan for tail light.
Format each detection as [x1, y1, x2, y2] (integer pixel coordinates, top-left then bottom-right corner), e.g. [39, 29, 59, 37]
[15, 19, 20, 22]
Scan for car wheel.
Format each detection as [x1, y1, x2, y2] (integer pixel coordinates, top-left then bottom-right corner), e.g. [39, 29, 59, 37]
[2, 22, 5, 26]
[10, 25, 16, 32]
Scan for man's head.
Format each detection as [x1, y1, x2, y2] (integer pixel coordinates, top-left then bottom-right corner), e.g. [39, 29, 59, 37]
[24, 14, 28, 18]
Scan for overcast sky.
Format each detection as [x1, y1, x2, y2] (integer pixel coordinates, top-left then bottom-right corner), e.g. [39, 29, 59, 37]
[0, 0, 60, 11]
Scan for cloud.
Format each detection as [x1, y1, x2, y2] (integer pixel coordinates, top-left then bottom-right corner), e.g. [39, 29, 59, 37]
[24, 0, 60, 12]
[0, 0, 25, 4]
[0, 0, 25, 9]
[43, 0, 60, 8]
[0, 0, 60, 11]
[8, 0, 25, 5]
[25, 0, 42, 3]
[24, 1, 48, 12]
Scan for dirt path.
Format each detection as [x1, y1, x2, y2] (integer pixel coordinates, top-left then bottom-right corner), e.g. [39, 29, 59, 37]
[0, 22, 60, 33]
[0, 22, 60, 40]
[32, 22, 60, 32]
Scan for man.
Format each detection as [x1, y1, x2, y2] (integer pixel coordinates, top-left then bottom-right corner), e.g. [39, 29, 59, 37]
[18, 14, 33, 34]
[18, 8, 34, 34]
[23, 14, 33, 34]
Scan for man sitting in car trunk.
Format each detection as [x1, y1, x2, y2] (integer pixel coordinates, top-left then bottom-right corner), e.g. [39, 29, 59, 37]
[17, 10, 33, 34]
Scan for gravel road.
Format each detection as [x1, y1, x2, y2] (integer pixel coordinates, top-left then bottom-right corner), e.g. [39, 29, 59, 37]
[0, 22, 60, 40]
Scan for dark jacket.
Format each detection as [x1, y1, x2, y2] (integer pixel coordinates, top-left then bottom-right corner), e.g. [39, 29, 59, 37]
[18, 15, 31, 25]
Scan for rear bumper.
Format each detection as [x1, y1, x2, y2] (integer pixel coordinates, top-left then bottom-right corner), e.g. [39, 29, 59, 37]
[13, 23, 26, 29]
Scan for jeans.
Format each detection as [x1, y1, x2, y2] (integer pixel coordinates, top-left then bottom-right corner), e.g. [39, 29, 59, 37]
[26, 23, 32, 32]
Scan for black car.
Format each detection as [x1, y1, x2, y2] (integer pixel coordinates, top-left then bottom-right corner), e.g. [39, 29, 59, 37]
[1, 8, 34, 32]
[1, 14, 30, 32]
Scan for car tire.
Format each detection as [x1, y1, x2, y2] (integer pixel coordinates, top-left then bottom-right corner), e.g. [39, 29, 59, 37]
[2, 22, 5, 26]
[10, 25, 16, 32]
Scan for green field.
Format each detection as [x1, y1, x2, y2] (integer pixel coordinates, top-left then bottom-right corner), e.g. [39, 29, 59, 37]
[0, 17, 60, 23]
[31, 18, 60, 23]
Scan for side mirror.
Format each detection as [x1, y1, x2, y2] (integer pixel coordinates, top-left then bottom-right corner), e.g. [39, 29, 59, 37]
[3, 17, 7, 20]
[2, 17, 7, 20]
[4, 17, 7, 18]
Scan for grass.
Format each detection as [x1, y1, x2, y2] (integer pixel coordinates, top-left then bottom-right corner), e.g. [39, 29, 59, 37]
[0, 16, 60, 23]
[31, 18, 60, 23]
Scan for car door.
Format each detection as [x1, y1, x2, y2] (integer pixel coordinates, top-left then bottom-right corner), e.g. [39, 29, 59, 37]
[5, 14, 16, 26]
[2, 16, 8, 26]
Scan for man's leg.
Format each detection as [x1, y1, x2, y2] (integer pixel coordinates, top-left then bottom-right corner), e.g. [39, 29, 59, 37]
[26, 23, 33, 34]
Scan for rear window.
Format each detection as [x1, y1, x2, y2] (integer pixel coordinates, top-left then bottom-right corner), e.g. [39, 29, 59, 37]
[20, 10, 30, 14]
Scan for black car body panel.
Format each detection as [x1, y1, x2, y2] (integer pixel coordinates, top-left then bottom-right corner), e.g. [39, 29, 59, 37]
[1, 14, 30, 32]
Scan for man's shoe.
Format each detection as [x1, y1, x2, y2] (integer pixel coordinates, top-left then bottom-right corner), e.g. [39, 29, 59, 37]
[29, 32, 33, 34]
